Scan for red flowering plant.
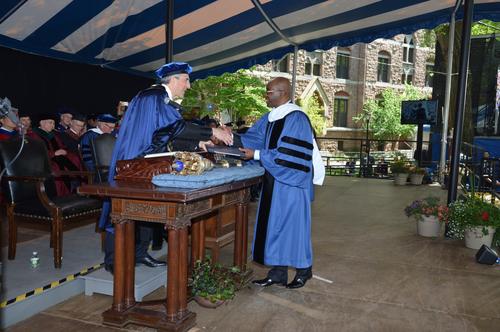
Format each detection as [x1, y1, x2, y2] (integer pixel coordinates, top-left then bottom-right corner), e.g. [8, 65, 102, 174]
[447, 195, 500, 244]
[404, 196, 448, 222]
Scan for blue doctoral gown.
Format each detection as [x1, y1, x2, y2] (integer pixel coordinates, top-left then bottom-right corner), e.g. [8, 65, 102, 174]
[242, 110, 314, 269]
[79, 130, 100, 171]
[98, 86, 184, 231]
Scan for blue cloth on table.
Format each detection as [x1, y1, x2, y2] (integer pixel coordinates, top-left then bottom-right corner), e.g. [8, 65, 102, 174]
[152, 164, 264, 189]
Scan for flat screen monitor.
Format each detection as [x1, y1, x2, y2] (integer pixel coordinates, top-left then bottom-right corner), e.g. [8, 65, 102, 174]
[401, 100, 438, 125]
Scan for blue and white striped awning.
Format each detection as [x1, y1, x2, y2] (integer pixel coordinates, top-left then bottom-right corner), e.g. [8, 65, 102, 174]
[1, 0, 499, 80]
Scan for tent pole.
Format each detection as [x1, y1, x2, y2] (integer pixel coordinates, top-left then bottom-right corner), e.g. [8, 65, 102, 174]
[447, 0, 474, 205]
[291, 46, 298, 102]
[439, 0, 461, 184]
[166, 0, 174, 62]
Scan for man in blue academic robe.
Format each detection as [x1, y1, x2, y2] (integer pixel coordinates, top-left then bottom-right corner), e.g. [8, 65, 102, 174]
[237, 77, 325, 289]
[79, 113, 117, 173]
[101, 62, 233, 273]
[0, 97, 19, 141]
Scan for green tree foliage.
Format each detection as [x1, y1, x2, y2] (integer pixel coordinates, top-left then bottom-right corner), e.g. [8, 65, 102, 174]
[354, 85, 427, 141]
[182, 70, 268, 123]
[297, 95, 326, 135]
[471, 20, 500, 37]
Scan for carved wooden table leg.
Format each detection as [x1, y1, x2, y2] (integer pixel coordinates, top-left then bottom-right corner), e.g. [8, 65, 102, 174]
[124, 220, 136, 307]
[178, 227, 188, 317]
[113, 221, 125, 311]
[241, 202, 249, 271]
[234, 202, 244, 270]
[190, 221, 200, 270]
[164, 224, 196, 331]
[102, 218, 130, 327]
[167, 226, 180, 321]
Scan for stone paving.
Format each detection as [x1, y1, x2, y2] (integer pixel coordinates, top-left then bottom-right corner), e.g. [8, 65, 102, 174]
[6, 177, 500, 332]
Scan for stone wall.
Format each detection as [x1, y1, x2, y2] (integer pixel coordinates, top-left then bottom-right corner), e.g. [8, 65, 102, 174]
[252, 30, 434, 150]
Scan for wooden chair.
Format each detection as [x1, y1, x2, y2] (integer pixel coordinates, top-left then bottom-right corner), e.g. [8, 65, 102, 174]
[89, 133, 116, 183]
[0, 137, 102, 268]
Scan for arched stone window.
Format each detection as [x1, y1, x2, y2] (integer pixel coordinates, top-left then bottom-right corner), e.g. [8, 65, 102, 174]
[272, 54, 290, 73]
[304, 51, 323, 76]
[401, 35, 415, 85]
[377, 51, 391, 83]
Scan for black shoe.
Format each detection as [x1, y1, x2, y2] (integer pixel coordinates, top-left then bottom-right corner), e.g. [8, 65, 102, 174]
[252, 277, 287, 287]
[286, 272, 312, 289]
[104, 264, 113, 274]
[136, 254, 166, 268]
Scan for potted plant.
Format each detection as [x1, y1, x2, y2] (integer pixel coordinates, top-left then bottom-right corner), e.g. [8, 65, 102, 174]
[190, 257, 240, 308]
[447, 196, 500, 249]
[405, 196, 448, 237]
[390, 160, 410, 185]
[408, 166, 426, 185]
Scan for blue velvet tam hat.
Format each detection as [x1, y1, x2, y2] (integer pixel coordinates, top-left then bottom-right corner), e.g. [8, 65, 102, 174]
[96, 113, 117, 123]
[155, 62, 192, 79]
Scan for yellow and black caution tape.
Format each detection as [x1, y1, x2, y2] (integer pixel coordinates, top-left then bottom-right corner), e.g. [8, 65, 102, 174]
[0, 263, 104, 308]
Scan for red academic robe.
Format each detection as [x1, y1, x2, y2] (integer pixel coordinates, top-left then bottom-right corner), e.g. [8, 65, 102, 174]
[27, 129, 83, 196]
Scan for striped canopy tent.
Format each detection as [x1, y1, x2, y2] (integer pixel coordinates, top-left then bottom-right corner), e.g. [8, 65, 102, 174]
[1, 0, 499, 80]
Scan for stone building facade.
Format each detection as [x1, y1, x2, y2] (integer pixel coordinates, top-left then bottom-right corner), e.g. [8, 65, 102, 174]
[251, 30, 434, 151]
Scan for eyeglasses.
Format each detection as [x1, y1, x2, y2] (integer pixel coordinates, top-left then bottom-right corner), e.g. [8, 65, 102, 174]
[265, 89, 283, 95]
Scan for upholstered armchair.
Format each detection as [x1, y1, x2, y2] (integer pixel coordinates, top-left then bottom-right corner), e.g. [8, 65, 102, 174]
[0, 137, 102, 268]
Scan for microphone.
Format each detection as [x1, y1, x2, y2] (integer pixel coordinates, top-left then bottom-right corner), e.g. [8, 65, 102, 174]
[0, 97, 20, 125]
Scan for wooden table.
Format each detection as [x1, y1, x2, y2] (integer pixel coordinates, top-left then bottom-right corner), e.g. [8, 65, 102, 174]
[78, 176, 260, 332]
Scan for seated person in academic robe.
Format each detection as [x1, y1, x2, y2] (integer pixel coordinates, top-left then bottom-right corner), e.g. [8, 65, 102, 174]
[56, 108, 73, 132]
[0, 97, 20, 204]
[79, 113, 117, 172]
[60, 113, 86, 156]
[19, 112, 32, 135]
[28, 113, 83, 196]
[0, 113, 19, 141]
[0, 97, 19, 141]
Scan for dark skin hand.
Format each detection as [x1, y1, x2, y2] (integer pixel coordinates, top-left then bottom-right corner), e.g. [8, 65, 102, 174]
[239, 148, 254, 160]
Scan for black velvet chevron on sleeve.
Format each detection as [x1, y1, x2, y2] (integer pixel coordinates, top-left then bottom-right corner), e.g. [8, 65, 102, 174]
[140, 119, 186, 156]
[175, 122, 212, 142]
[281, 136, 313, 150]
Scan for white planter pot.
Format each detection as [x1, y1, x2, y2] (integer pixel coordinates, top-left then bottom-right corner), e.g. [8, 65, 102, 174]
[464, 226, 496, 250]
[410, 173, 424, 185]
[394, 173, 408, 185]
[416, 216, 441, 237]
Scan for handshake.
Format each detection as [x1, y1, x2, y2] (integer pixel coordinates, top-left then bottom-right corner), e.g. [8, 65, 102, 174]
[199, 126, 233, 151]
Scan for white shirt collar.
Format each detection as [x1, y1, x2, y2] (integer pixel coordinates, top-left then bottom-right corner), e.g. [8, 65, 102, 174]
[161, 84, 173, 100]
[90, 127, 103, 135]
[1, 126, 15, 132]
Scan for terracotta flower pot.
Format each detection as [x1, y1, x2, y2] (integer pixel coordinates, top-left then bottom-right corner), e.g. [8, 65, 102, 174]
[194, 295, 225, 308]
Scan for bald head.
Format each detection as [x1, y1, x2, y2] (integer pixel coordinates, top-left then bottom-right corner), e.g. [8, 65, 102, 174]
[265, 77, 291, 107]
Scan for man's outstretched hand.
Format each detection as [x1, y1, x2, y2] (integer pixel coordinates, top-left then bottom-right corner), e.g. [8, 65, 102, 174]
[198, 140, 214, 152]
[212, 127, 233, 146]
